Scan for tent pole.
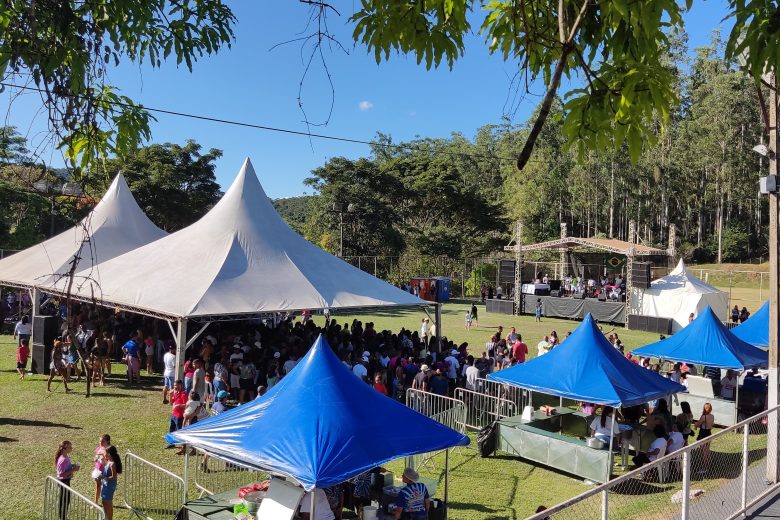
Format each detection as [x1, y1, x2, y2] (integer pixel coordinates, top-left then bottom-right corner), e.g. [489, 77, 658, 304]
[175, 318, 188, 379]
[310, 487, 316, 519]
[182, 444, 189, 504]
[603, 413, 616, 520]
[444, 448, 450, 520]
[31, 287, 40, 344]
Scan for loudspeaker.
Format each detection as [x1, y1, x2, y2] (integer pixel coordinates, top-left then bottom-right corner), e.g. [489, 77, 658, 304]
[628, 314, 672, 335]
[31, 343, 51, 375]
[548, 280, 562, 291]
[631, 262, 652, 289]
[550, 290, 561, 297]
[33, 315, 58, 348]
[498, 260, 516, 285]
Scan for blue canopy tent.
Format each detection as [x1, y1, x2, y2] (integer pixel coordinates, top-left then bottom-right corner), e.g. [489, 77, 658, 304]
[732, 301, 769, 347]
[166, 334, 468, 503]
[488, 314, 685, 407]
[632, 305, 768, 369]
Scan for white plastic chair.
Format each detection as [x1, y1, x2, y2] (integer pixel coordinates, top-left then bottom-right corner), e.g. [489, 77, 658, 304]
[654, 444, 669, 483]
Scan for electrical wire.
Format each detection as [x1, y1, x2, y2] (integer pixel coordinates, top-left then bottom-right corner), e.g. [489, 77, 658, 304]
[0, 81, 531, 164]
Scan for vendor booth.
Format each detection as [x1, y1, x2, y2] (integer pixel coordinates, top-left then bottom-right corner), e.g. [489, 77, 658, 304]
[733, 301, 769, 347]
[166, 335, 469, 519]
[630, 259, 729, 333]
[632, 306, 768, 426]
[488, 314, 684, 483]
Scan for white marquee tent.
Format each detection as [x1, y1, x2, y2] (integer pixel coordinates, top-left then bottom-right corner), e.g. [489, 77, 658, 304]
[0, 174, 166, 289]
[631, 259, 729, 332]
[48, 159, 427, 371]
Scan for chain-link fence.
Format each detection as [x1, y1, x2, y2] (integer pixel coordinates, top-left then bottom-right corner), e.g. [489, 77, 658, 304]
[526, 406, 780, 520]
[43, 476, 105, 520]
[123, 451, 185, 519]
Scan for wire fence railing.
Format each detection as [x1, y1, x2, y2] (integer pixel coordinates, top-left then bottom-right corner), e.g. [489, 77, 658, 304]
[193, 449, 269, 497]
[526, 405, 780, 520]
[453, 387, 517, 431]
[43, 475, 105, 520]
[123, 451, 184, 519]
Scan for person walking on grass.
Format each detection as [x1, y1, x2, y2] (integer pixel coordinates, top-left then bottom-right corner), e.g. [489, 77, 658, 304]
[470, 302, 479, 327]
[16, 338, 29, 379]
[47, 340, 71, 393]
[55, 440, 80, 520]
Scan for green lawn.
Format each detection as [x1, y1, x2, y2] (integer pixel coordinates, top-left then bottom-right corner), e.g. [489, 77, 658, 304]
[0, 302, 748, 519]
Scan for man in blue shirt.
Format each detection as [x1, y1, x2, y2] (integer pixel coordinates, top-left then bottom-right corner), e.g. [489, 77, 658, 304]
[394, 468, 430, 520]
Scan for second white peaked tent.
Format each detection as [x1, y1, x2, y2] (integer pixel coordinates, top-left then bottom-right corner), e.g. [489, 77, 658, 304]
[0, 173, 166, 289]
[635, 258, 728, 332]
[53, 158, 426, 319]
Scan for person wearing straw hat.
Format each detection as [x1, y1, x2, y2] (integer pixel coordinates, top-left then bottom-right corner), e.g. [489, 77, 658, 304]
[393, 468, 430, 520]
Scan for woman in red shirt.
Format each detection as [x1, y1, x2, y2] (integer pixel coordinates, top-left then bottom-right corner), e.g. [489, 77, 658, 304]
[373, 373, 388, 396]
[16, 338, 30, 379]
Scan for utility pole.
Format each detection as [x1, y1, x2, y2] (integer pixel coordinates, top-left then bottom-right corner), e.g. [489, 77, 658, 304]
[767, 71, 779, 484]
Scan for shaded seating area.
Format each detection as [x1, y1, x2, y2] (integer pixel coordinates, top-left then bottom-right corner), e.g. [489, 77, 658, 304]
[166, 334, 469, 519]
[633, 305, 768, 426]
[488, 314, 684, 483]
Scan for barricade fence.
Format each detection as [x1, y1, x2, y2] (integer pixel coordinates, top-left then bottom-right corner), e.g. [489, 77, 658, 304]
[526, 405, 780, 520]
[124, 451, 185, 519]
[453, 387, 517, 431]
[194, 449, 269, 497]
[43, 475, 105, 520]
[405, 388, 466, 433]
[475, 377, 530, 413]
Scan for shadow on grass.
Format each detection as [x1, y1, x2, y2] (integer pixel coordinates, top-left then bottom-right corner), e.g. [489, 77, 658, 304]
[0, 436, 18, 442]
[88, 392, 145, 399]
[0, 418, 81, 429]
[448, 501, 504, 514]
[609, 478, 675, 496]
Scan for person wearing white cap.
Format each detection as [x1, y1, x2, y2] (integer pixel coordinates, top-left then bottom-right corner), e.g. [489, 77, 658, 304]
[393, 468, 430, 519]
[352, 353, 368, 382]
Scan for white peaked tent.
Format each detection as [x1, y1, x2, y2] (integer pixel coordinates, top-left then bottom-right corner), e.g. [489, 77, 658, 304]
[51, 159, 427, 371]
[0, 174, 166, 289]
[633, 259, 728, 332]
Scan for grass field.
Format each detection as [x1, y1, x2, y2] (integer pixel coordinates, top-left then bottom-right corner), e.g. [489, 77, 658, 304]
[0, 301, 755, 519]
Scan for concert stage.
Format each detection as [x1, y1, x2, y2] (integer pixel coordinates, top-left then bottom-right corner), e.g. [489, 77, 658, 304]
[521, 294, 626, 324]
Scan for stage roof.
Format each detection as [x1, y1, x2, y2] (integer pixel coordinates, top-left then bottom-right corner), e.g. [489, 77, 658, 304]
[505, 236, 669, 256]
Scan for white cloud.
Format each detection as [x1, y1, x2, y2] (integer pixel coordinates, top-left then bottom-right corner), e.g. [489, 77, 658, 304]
[358, 100, 374, 111]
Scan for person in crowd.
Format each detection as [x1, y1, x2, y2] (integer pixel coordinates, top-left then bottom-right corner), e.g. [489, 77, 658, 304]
[470, 302, 479, 327]
[676, 401, 694, 441]
[16, 338, 29, 380]
[429, 366, 449, 396]
[55, 440, 80, 520]
[536, 335, 550, 357]
[162, 345, 176, 404]
[392, 365, 406, 401]
[667, 422, 686, 453]
[731, 305, 740, 323]
[96, 446, 119, 520]
[353, 352, 369, 382]
[535, 298, 542, 322]
[47, 340, 71, 393]
[589, 407, 619, 445]
[505, 326, 518, 344]
[694, 403, 715, 473]
[464, 309, 472, 330]
[168, 380, 187, 439]
[212, 390, 229, 414]
[548, 331, 559, 349]
[721, 369, 738, 401]
[444, 349, 460, 393]
[464, 355, 480, 391]
[632, 425, 668, 468]
[102, 331, 114, 376]
[485, 334, 497, 361]
[740, 307, 751, 323]
[419, 318, 430, 347]
[92, 434, 111, 503]
[688, 313, 695, 324]
[13, 315, 31, 345]
[283, 352, 299, 376]
[144, 336, 155, 374]
[512, 335, 528, 365]
[649, 398, 674, 434]
[122, 330, 142, 385]
[373, 373, 388, 395]
[394, 468, 430, 520]
[238, 356, 256, 403]
[412, 364, 429, 392]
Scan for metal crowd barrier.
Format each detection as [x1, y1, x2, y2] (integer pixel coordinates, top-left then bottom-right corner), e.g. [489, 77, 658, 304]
[194, 449, 269, 497]
[43, 475, 105, 520]
[475, 377, 530, 411]
[405, 388, 466, 433]
[124, 451, 185, 519]
[454, 387, 517, 431]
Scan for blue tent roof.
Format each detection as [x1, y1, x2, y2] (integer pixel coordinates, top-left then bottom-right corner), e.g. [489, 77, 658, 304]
[732, 301, 769, 347]
[632, 306, 768, 369]
[487, 314, 685, 407]
[165, 335, 468, 490]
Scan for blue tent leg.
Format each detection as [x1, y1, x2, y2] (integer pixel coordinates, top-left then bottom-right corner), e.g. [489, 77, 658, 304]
[444, 449, 449, 519]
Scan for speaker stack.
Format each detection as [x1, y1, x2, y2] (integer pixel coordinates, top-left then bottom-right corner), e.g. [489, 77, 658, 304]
[31, 315, 58, 375]
[498, 259, 516, 285]
[631, 262, 652, 289]
[550, 290, 561, 297]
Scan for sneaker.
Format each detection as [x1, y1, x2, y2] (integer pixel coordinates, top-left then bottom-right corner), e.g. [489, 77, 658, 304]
[163, 399, 169, 404]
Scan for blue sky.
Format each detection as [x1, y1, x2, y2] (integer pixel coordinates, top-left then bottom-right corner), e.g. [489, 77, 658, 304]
[2, 1, 732, 198]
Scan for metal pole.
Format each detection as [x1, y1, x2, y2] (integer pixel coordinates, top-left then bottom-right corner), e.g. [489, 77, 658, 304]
[444, 448, 449, 520]
[182, 444, 189, 504]
[31, 287, 40, 346]
[435, 303, 442, 355]
[339, 212, 344, 257]
[310, 488, 316, 519]
[175, 318, 188, 379]
[767, 70, 780, 484]
[742, 422, 750, 513]
[602, 411, 616, 520]
[681, 451, 691, 520]
[50, 195, 56, 237]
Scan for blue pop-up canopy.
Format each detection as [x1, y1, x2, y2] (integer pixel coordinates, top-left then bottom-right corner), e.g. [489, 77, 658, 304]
[166, 335, 468, 490]
[732, 301, 769, 347]
[487, 314, 685, 407]
[632, 305, 768, 369]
